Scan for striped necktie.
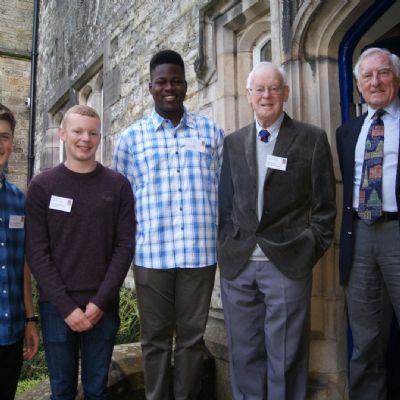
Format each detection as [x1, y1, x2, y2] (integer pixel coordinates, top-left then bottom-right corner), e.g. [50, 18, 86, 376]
[358, 109, 385, 224]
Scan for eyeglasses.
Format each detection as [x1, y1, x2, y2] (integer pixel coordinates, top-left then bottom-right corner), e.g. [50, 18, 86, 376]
[249, 86, 283, 96]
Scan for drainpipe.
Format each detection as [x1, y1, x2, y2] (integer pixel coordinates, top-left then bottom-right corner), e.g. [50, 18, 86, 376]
[27, 0, 40, 183]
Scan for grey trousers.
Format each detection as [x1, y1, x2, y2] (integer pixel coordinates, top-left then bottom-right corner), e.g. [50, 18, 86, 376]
[345, 219, 400, 400]
[134, 265, 216, 400]
[221, 260, 312, 400]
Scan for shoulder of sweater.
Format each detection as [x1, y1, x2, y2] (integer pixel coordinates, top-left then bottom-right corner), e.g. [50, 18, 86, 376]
[29, 164, 64, 185]
[98, 165, 132, 186]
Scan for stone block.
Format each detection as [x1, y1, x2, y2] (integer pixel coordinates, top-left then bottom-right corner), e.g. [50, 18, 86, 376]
[17, 342, 216, 400]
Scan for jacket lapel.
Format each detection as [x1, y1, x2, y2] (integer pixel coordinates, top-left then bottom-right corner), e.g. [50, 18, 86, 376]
[265, 113, 297, 182]
[347, 115, 365, 163]
[244, 123, 258, 179]
[243, 123, 258, 208]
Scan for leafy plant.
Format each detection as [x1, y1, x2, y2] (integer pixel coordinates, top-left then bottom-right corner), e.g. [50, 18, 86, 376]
[116, 287, 141, 344]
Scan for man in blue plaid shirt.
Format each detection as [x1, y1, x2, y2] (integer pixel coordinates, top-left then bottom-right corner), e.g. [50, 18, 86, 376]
[0, 103, 39, 399]
[112, 50, 224, 400]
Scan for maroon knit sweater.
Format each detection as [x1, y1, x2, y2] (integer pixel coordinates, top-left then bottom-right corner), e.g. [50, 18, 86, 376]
[25, 163, 135, 318]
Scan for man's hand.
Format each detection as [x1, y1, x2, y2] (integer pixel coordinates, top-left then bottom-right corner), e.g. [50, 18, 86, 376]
[84, 302, 104, 326]
[23, 322, 40, 360]
[64, 308, 93, 332]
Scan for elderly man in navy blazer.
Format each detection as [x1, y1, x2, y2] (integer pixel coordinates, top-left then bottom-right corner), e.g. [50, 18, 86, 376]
[336, 47, 400, 400]
[218, 61, 336, 400]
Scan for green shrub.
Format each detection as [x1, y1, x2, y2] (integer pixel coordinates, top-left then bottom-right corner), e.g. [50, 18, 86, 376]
[116, 287, 141, 344]
[16, 376, 47, 395]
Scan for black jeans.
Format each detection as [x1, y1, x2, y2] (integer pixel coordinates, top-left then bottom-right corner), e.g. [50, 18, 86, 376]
[0, 337, 23, 400]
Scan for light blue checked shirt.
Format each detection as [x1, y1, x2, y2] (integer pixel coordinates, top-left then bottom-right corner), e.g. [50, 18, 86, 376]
[112, 109, 224, 269]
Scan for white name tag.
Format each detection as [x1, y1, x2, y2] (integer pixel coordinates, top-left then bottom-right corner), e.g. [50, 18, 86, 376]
[265, 155, 287, 171]
[49, 195, 73, 213]
[9, 215, 25, 229]
[184, 138, 206, 153]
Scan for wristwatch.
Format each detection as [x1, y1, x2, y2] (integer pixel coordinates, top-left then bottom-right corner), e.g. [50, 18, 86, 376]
[25, 315, 39, 323]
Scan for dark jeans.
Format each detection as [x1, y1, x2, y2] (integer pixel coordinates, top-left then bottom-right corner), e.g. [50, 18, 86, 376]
[0, 337, 23, 400]
[40, 302, 119, 400]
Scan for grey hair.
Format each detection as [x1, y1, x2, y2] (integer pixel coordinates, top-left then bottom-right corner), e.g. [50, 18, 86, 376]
[354, 47, 400, 80]
[246, 61, 288, 89]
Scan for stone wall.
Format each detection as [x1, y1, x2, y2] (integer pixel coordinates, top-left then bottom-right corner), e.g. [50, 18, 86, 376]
[34, 0, 217, 172]
[0, 0, 33, 190]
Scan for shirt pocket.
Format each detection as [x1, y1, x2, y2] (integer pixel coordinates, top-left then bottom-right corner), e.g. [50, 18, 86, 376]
[184, 147, 218, 172]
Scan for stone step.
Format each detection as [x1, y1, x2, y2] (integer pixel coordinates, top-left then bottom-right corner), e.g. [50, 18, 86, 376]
[17, 342, 215, 400]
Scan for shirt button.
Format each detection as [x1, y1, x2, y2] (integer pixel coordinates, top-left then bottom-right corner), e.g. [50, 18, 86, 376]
[2, 290, 6, 294]
[4, 313, 8, 317]
[0, 243, 4, 246]
[177, 169, 180, 173]
[1, 265, 5, 269]
[347, 232, 352, 235]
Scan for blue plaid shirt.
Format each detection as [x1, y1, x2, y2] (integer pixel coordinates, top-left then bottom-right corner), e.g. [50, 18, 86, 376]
[112, 109, 224, 269]
[0, 176, 25, 345]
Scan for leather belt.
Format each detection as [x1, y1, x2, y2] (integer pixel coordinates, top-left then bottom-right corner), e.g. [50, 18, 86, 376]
[352, 210, 399, 221]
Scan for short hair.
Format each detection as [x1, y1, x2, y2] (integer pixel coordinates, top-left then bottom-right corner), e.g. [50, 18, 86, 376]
[61, 105, 100, 128]
[354, 47, 400, 80]
[0, 102, 16, 135]
[246, 61, 288, 90]
[149, 49, 185, 78]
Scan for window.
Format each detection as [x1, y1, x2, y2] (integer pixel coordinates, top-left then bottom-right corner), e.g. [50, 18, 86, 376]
[253, 36, 272, 65]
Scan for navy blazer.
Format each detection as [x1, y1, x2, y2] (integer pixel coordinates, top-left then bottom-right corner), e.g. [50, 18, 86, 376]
[218, 114, 336, 280]
[336, 114, 400, 284]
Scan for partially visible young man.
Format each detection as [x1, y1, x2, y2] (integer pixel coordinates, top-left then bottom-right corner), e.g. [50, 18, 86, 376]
[25, 105, 135, 399]
[0, 103, 39, 400]
[113, 50, 224, 400]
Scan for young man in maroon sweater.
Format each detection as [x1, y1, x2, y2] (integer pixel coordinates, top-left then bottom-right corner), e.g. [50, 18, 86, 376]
[25, 105, 135, 399]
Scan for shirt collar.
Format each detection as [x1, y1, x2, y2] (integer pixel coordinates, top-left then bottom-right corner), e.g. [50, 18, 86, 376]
[367, 97, 400, 121]
[151, 107, 194, 130]
[255, 112, 285, 143]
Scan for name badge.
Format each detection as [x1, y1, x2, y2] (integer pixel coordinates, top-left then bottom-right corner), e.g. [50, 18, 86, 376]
[49, 195, 73, 213]
[184, 138, 206, 153]
[265, 155, 287, 171]
[9, 215, 25, 229]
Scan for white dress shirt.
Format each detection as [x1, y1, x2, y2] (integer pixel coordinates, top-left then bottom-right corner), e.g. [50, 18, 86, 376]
[353, 98, 400, 212]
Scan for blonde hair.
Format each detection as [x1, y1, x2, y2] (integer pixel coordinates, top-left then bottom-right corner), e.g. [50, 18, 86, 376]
[61, 105, 100, 128]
